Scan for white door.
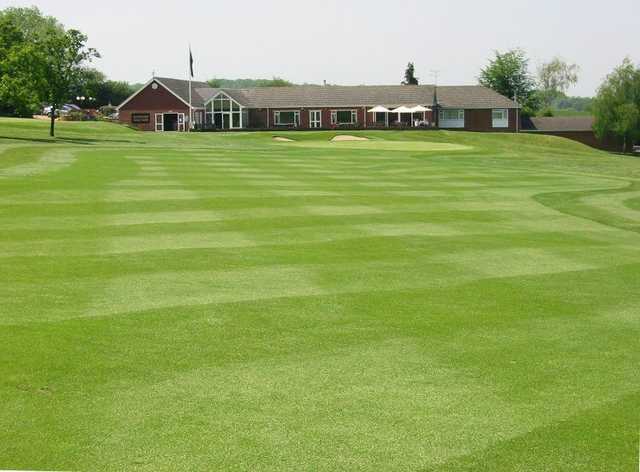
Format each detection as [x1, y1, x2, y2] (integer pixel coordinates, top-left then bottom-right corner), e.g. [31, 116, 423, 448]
[155, 113, 164, 132]
[309, 110, 321, 128]
[177, 113, 185, 132]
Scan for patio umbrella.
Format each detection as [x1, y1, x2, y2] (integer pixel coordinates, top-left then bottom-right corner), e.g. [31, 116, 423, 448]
[391, 106, 414, 125]
[409, 105, 432, 125]
[391, 106, 413, 114]
[368, 106, 391, 127]
[368, 105, 391, 113]
[409, 105, 431, 113]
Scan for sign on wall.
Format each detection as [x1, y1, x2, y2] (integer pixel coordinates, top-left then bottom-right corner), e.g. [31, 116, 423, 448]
[131, 113, 151, 123]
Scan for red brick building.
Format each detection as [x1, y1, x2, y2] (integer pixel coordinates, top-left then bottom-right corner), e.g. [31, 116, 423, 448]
[118, 77, 520, 132]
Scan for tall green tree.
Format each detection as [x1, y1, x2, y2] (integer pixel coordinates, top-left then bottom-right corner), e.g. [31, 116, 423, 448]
[402, 62, 419, 85]
[0, 7, 99, 133]
[592, 58, 640, 153]
[538, 58, 579, 109]
[37, 28, 100, 136]
[0, 7, 62, 116]
[0, 16, 30, 115]
[479, 49, 539, 116]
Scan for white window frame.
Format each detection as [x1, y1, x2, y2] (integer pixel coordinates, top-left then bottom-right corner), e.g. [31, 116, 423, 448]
[274, 110, 300, 126]
[205, 91, 245, 129]
[177, 113, 185, 132]
[492, 108, 509, 128]
[309, 110, 322, 128]
[439, 109, 465, 128]
[330, 109, 357, 125]
[155, 113, 163, 132]
[154, 112, 186, 132]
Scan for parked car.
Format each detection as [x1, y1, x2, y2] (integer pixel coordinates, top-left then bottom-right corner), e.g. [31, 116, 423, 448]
[42, 103, 82, 117]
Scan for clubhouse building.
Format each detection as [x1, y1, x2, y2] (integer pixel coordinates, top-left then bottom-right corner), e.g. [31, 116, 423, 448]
[117, 77, 520, 132]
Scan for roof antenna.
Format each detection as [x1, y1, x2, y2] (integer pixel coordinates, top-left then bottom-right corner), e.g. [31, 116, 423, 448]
[430, 70, 440, 86]
[152, 69, 156, 78]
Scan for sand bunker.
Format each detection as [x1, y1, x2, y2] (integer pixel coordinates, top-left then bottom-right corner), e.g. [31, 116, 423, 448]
[331, 135, 369, 142]
[273, 136, 294, 142]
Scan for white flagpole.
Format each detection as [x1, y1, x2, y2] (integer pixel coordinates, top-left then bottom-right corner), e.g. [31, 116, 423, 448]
[188, 44, 193, 132]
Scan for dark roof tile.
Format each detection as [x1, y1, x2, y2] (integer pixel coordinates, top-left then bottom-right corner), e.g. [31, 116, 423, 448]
[153, 78, 519, 110]
[524, 116, 595, 132]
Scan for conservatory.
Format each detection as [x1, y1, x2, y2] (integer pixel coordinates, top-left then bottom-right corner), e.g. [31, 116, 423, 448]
[203, 91, 247, 129]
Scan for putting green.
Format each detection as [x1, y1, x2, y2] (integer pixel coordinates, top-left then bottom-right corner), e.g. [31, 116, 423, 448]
[279, 137, 472, 152]
[0, 119, 639, 471]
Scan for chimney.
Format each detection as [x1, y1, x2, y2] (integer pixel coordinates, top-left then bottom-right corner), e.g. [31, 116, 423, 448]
[323, 79, 327, 86]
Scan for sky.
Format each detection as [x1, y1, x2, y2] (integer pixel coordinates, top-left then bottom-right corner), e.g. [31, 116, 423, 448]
[2, 0, 639, 96]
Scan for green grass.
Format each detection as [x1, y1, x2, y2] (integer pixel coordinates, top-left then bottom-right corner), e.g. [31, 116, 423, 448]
[1, 118, 639, 471]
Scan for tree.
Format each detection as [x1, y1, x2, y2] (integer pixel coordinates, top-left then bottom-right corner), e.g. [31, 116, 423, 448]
[207, 77, 294, 88]
[0, 7, 99, 133]
[479, 49, 540, 116]
[1, 6, 62, 38]
[35, 27, 100, 136]
[402, 62, 419, 85]
[538, 58, 579, 109]
[0, 7, 63, 116]
[0, 16, 31, 115]
[68, 69, 132, 108]
[592, 58, 640, 153]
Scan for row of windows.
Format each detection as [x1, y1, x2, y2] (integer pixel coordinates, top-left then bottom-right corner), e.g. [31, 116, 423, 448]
[147, 104, 507, 130]
[272, 110, 358, 126]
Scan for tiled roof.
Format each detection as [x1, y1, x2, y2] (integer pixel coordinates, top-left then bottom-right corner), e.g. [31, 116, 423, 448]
[436, 86, 518, 109]
[154, 78, 519, 110]
[524, 116, 595, 132]
[233, 85, 437, 108]
[154, 77, 210, 107]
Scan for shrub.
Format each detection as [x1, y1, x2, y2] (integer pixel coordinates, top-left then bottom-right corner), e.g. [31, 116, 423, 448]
[63, 110, 87, 121]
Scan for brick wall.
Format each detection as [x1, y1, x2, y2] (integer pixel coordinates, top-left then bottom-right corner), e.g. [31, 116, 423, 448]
[118, 81, 189, 131]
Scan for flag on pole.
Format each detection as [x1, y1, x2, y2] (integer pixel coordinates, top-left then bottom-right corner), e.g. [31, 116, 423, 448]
[189, 46, 194, 78]
[188, 45, 193, 130]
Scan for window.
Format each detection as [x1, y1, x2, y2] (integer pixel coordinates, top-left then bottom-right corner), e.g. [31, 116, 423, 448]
[274, 110, 300, 126]
[330, 109, 357, 125]
[439, 109, 464, 128]
[492, 108, 509, 128]
[206, 92, 243, 129]
[440, 109, 464, 121]
[375, 112, 386, 124]
[131, 113, 150, 123]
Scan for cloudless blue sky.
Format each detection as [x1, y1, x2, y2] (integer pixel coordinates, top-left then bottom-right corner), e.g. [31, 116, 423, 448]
[3, 0, 639, 96]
